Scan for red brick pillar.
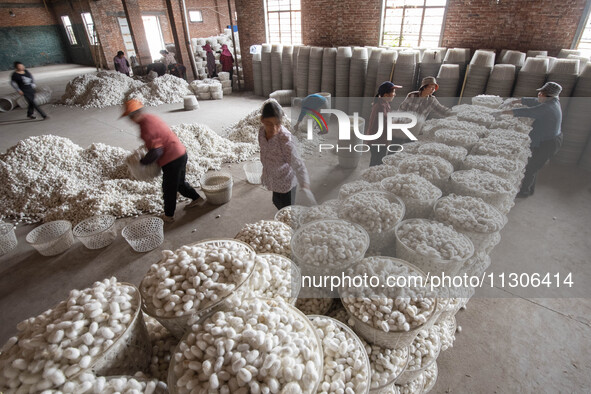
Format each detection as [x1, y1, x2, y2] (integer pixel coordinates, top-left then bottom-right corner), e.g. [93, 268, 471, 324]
[234, 0, 267, 90]
[164, 0, 196, 80]
[121, 0, 152, 66]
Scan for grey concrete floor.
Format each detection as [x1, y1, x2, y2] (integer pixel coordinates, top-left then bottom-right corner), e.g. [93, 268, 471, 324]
[1, 65, 590, 393]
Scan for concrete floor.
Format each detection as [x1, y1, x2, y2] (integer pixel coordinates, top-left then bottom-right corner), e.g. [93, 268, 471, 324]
[0, 65, 590, 393]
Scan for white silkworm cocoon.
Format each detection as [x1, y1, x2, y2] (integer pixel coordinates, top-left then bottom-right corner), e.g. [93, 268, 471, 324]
[381, 174, 441, 201]
[0, 278, 137, 393]
[396, 219, 473, 261]
[341, 257, 436, 332]
[293, 220, 368, 268]
[235, 220, 293, 257]
[397, 155, 454, 183]
[360, 165, 398, 183]
[471, 95, 504, 109]
[171, 298, 322, 394]
[338, 191, 404, 233]
[274, 205, 309, 229]
[451, 169, 515, 194]
[296, 298, 334, 315]
[311, 316, 370, 394]
[418, 142, 468, 168]
[362, 339, 409, 389]
[433, 194, 506, 233]
[434, 129, 480, 149]
[338, 180, 383, 200]
[251, 254, 297, 302]
[299, 200, 340, 225]
[140, 241, 256, 318]
[405, 326, 441, 371]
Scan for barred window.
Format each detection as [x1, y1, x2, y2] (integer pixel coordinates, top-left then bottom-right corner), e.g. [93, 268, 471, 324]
[265, 0, 302, 45]
[61, 15, 78, 45]
[381, 0, 447, 48]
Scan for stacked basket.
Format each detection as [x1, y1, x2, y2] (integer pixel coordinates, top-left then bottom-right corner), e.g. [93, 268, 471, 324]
[308, 47, 324, 95]
[500, 50, 526, 73]
[393, 51, 419, 97]
[443, 48, 469, 95]
[419, 49, 443, 86]
[335, 46, 352, 111]
[261, 44, 273, 97]
[462, 50, 495, 99]
[485, 64, 516, 97]
[321, 47, 337, 96]
[270, 44, 283, 93]
[252, 52, 263, 96]
[363, 48, 383, 118]
[349, 47, 369, 114]
[281, 45, 294, 90]
[375, 50, 398, 89]
[296, 46, 311, 97]
[547, 58, 580, 100]
[512, 57, 548, 97]
[554, 63, 591, 165]
[435, 64, 460, 106]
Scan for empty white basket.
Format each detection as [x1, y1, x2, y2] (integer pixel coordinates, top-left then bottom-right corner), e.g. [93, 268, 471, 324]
[200, 172, 233, 205]
[122, 217, 164, 253]
[26, 220, 74, 256]
[73, 215, 117, 249]
[0, 222, 17, 256]
[243, 161, 263, 184]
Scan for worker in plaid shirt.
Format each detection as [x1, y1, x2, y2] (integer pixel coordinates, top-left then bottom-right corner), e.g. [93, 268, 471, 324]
[399, 76, 452, 119]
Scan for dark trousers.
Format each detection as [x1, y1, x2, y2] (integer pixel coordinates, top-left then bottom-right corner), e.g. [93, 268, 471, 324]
[161, 154, 199, 216]
[520, 134, 563, 195]
[272, 187, 296, 210]
[228, 69, 234, 87]
[24, 90, 46, 118]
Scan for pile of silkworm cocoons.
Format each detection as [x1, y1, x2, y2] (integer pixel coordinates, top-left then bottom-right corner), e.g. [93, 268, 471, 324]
[310, 316, 370, 394]
[46, 372, 166, 394]
[456, 111, 496, 127]
[422, 117, 488, 139]
[396, 155, 454, 184]
[292, 220, 368, 268]
[462, 155, 524, 179]
[170, 297, 323, 393]
[451, 169, 515, 195]
[361, 165, 399, 183]
[396, 220, 473, 261]
[433, 194, 506, 233]
[434, 129, 480, 149]
[404, 327, 441, 371]
[251, 254, 298, 302]
[471, 95, 505, 108]
[274, 205, 309, 228]
[341, 257, 436, 332]
[140, 241, 255, 318]
[421, 362, 438, 391]
[338, 191, 404, 233]
[484, 129, 531, 147]
[296, 298, 334, 315]
[364, 341, 409, 389]
[338, 180, 383, 200]
[235, 220, 293, 257]
[434, 317, 456, 352]
[0, 278, 137, 392]
[381, 174, 441, 202]
[470, 140, 531, 162]
[381, 152, 419, 167]
[299, 200, 340, 225]
[144, 315, 179, 381]
[418, 142, 468, 168]
[397, 373, 425, 394]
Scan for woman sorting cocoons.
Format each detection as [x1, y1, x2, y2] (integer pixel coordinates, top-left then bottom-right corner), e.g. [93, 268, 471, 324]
[258, 100, 316, 209]
[366, 81, 403, 167]
[399, 76, 452, 119]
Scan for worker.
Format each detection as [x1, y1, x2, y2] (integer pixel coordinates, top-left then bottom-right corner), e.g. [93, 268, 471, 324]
[259, 100, 314, 209]
[398, 76, 452, 119]
[366, 81, 403, 167]
[159, 50, 177, 67]
[113, 51, 130, 76]
[203, 44, 217, 78]
[122, 99, 204, 222]
[495, 82, 563, 197]
[10, 61, 48, 120]
[147, 62, 167, 77]
[220, 44, 234, 86]
[293, 93, 329, 134]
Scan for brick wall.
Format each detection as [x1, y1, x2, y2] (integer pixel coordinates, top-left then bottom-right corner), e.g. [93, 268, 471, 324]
[139, 0, 173, 44]
[441, 0, 588, 56]
[0, 0, 57, 27]
[235, 0, 266, 90]
[186, 0, 235, 38]
[301, 0, 382, 47]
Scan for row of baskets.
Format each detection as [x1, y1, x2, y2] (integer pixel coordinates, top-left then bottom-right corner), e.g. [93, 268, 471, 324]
[1, 216, 165, 257]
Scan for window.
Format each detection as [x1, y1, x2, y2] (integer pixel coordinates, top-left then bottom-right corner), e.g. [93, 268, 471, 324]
[61, 15, 78, 45]
[381, 0, 447, 48]
[189, 10, 203, 23]
[81, 12, 96, 45]
[576, 10, 591, 57]
[265, 0, 302, 45]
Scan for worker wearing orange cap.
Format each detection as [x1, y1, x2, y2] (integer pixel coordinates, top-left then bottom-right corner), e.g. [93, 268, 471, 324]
[122, 99, 204, 222]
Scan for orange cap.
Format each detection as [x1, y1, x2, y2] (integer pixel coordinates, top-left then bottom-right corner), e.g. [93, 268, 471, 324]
[121, 99, 143, 118]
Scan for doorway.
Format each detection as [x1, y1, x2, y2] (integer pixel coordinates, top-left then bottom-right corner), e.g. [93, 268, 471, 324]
[142, 15, 165, 62]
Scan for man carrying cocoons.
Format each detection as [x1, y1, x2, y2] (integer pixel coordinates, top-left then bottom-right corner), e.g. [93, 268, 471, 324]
[122, 99, 204, 222]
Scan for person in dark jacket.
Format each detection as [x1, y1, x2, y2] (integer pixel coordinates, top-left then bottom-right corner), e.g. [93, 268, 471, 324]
[203, 44, 217, 78]
[10, 61, 48, 120]
[366, 81, 403, 166]
[497, 82, 563, 197]
[293, 93, 329, 133]
[113, 51, 130, 76]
